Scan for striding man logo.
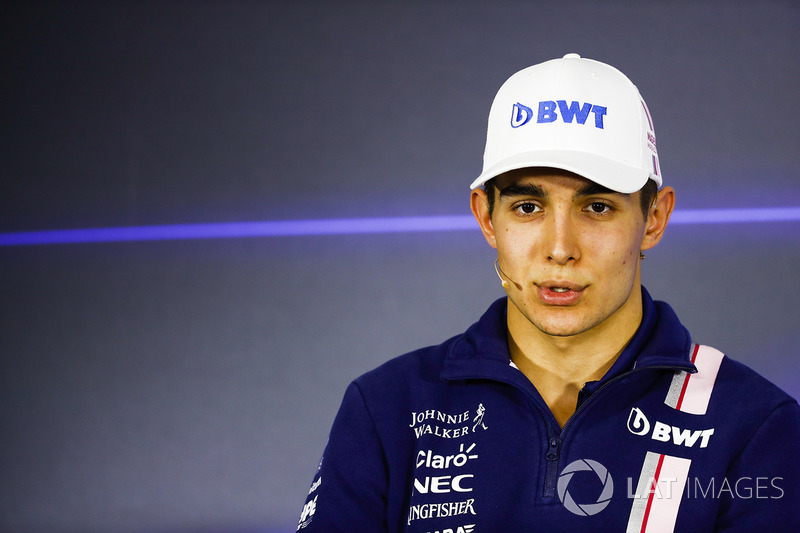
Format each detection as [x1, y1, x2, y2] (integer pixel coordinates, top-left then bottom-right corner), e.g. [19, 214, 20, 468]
[472, 403, 488, 433]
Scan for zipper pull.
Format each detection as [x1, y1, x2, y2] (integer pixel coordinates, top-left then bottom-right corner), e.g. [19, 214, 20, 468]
[543, 436, 561, 498]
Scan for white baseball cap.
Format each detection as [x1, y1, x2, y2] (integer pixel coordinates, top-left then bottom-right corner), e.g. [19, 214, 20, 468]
[470, 53, 662, 193]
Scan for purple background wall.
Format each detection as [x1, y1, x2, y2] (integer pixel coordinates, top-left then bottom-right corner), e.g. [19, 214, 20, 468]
[2, 1, 799, 531]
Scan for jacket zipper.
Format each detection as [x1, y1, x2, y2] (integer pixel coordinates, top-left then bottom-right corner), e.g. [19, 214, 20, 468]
[540, 364, 690, 498]
[543, 434, 561, 497]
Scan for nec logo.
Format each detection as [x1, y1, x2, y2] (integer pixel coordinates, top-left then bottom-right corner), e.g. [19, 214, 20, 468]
[511, 100, 607, 129]
[627, 407, 714, 448]
[414, 474, 473, 494]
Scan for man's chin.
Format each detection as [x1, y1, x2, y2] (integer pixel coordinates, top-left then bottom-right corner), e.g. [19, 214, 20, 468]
[529, 314, 594, 339]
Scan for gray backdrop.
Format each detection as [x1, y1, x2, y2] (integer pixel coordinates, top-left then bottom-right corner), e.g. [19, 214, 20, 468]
[2, 1, 799, 532]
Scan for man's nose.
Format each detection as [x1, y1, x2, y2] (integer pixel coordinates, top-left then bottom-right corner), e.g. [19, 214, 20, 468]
[544, 211, 579, 265]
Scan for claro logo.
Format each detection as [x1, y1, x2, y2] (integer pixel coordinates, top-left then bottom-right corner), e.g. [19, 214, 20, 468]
[414, 443, 478, 495]
[627, 407, 714, 448]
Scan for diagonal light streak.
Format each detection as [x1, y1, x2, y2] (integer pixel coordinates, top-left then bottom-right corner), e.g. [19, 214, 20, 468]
[1, 207, 800, 247]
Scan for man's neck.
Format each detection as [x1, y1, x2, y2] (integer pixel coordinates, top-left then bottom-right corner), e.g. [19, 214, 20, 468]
[506, 294, 643, 427]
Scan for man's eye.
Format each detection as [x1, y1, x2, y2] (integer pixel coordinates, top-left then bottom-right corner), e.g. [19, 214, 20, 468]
[589, 202, 611, 214]
[516, 202, 539, 214]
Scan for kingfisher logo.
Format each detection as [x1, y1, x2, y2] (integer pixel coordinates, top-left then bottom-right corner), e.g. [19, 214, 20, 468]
[557, 459, 614, 516]
[627, 407, 715, 448]
[511, 100, 607, 129]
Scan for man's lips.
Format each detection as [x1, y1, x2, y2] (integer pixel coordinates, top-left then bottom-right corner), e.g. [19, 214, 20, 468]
[538, 281, 586, 292]
[536, 281, 586, 305]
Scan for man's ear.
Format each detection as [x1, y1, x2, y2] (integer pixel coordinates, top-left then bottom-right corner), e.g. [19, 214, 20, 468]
[641, 186, 675, 252]
[471, 187, 498, 249]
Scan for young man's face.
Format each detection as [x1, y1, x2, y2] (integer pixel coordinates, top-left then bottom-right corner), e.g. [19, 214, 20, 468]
[471, 168, 673, 341]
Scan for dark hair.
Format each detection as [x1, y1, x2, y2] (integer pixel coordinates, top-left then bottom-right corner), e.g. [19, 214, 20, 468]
[484, 176, 659, 219]
[638, 178, 659, 217]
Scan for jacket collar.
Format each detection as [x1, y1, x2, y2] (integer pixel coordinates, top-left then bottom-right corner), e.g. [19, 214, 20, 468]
[441, 287, 696, 382]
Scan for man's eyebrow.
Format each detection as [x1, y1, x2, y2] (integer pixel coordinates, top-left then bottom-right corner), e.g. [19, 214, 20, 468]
[574, 182, 630, 199]
[498, 183, 547, 199]
[498, 181, 631, 200]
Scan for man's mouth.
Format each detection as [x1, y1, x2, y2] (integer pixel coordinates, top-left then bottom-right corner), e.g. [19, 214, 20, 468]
[539, 281, 586, 292]
[536, 282, 586, 305]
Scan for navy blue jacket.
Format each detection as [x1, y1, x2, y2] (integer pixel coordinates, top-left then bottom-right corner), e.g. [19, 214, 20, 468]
[298, 290, 800, 532]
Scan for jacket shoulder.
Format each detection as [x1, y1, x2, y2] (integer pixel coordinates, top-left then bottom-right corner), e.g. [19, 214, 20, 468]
[717, 353, 798, 409]
[351, 332, 461, 399]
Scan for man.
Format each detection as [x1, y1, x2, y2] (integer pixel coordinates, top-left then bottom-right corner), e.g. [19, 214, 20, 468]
[297, 54, 800, 532]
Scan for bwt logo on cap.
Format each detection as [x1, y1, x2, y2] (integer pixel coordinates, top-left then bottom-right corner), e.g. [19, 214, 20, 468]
[511, 100, 607, 129]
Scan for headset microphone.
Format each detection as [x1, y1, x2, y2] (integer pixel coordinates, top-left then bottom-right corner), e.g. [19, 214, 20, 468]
[494, 258, 510, 289]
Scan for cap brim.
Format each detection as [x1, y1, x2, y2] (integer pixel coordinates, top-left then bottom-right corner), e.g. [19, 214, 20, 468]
[469, 149, 659, 194]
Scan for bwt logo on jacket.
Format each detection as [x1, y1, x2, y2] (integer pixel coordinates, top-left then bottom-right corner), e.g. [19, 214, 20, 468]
[627, 407, 715, 448]
[511, 100, 607, 129]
